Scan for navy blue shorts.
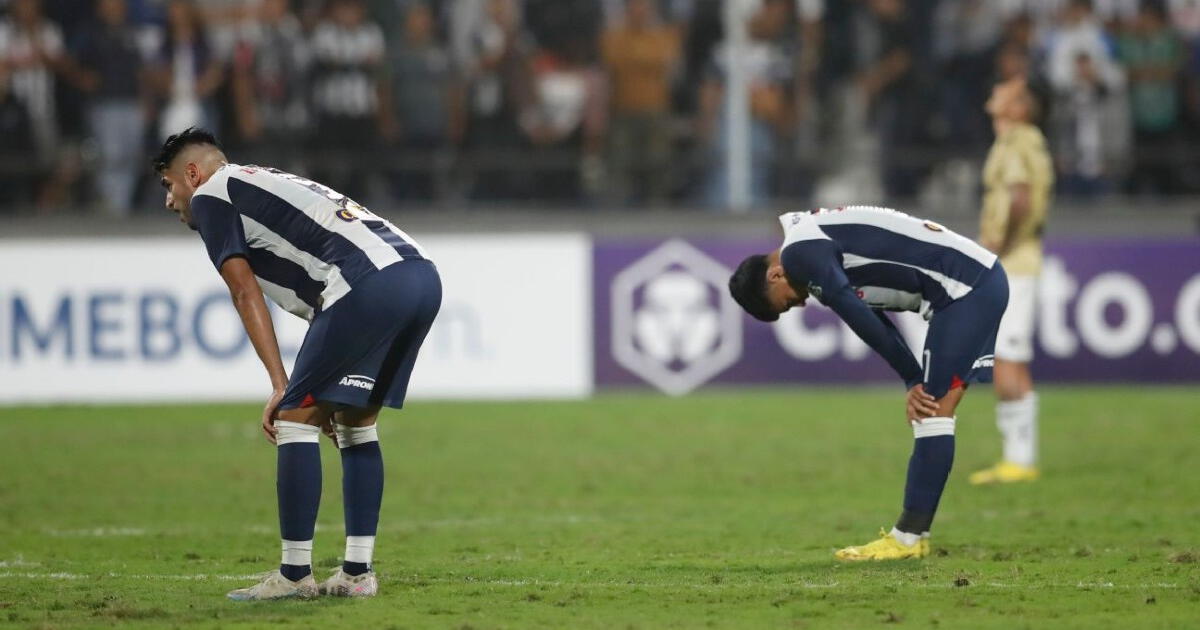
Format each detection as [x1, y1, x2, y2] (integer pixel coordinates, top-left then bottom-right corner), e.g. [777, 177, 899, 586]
[922, 264, 1009, 399]
[279, 260, 442, 410]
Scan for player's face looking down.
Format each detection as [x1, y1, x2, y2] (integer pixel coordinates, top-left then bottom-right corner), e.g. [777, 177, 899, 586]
[158, 145, 224, 229]
[764, 250, 808, 315]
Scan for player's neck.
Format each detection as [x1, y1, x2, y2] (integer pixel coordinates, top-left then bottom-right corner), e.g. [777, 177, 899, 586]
[994, 118, 1027, 136]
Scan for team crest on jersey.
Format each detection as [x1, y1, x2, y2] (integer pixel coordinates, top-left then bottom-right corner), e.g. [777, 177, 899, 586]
[923, 221, 945, 232]
[807, 282, 823, 299]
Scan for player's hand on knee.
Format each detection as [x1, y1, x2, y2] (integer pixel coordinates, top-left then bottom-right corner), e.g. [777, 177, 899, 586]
[261, 388, 285, 445]
[906, 384, 939, 423]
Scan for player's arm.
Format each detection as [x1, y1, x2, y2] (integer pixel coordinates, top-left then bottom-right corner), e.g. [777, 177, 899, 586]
[218, 257, 288, 393]
[782, 241, 924, 388]
[192, 194, 289, 442]
[996, 182, 1031, 257]
[988, 144, 1033, 256]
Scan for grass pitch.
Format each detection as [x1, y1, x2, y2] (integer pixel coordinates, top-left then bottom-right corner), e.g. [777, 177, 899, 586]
[1, 387, 1198, 629]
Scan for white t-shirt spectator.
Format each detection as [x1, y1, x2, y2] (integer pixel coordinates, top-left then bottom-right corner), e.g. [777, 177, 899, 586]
[0, 19, 63, 162]
[310, 20, 385, 118]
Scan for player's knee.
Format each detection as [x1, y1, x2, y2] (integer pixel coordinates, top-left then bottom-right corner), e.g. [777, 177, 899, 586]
[333, 423, 379, 448]
[994, 379, 1026, 401]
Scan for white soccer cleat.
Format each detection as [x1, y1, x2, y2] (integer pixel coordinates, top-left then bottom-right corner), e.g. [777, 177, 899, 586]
[319, 568, 379, 598]
[226, 571, 319, 601]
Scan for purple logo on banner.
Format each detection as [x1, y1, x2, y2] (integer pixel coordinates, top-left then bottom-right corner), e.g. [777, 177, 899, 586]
[594, 238, 1200, 393]
[610, 240, 742, 395]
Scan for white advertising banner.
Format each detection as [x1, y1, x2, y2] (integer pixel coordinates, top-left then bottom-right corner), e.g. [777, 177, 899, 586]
[0, 234, 593, 404]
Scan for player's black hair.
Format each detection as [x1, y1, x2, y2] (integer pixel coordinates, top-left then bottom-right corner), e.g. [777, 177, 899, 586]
[729, 254, 780, 323]
[152, 127, 222, 173]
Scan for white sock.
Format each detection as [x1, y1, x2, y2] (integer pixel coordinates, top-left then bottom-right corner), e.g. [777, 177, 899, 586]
[281, 539, 312, 567]
[333, 423, 379, 449]
[998, 393, 1037, 466]
[890, 527, 921, 547]
[345, 536, 375, 565]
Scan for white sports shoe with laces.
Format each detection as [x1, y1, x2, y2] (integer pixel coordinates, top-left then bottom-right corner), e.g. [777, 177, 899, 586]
[226, 570, 319, 601]
[319, 568, 378, 597]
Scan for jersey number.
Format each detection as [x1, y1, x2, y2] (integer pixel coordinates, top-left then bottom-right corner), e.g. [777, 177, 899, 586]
[265, 168, 378, 222]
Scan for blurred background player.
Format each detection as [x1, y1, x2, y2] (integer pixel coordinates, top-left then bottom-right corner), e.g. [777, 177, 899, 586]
[153, 128, 442, 600]
[729, 206, 1008, 560]
[970, 76, 1054, 485]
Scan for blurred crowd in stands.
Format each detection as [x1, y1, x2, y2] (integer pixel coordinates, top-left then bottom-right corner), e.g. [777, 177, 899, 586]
[2, 0, 1200, 214]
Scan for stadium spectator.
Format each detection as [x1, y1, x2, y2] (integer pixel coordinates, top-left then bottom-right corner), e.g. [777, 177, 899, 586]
[385, 0, 461, 201]
[932, 0, 1008, 150]
[75, 0, 154, 215]
[1045, 0, 1124, 90]
[1050, 52, 1127, 196]
[1045, 0, 1129, 196]
[698, 0, 794, 208]
[857, 0, 924, 197]
[1120, 1, 1185, 194]
[230, 0, 311, 169]
[0, 0, 68, 188]
[0, 57, 35, 206]
[150, 0, 226, 141]
[602, 0, 680, 205]
[519, 0, 607, 202]
[309, 0, 387, 199]
[455, 0, 537, 201]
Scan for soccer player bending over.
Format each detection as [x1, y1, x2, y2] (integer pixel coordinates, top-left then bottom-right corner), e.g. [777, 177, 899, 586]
[154, 128, 442, 598]
[729, 206, 1008, 560]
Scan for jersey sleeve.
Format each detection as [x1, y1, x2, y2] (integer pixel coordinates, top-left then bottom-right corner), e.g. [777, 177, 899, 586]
[191, 194, 249, 270]
[781, 240, 924, 388]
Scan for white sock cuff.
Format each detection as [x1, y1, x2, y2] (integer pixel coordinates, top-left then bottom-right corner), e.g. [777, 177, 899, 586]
[276, 421, 321, 446]
[997, 399, 1025, 415]
[890, 527, 921, 546]
[334, 424, 379, 448]
[281, 539, 313, 566]
[912, 416, 956, 438]
[345, 535, 375, 563]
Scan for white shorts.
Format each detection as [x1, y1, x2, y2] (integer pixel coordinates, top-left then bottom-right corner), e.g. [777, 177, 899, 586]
[995, 274, 1036, 362]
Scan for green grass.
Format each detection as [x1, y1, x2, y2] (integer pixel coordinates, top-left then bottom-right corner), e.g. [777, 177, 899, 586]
[0, 387, 1198, 629]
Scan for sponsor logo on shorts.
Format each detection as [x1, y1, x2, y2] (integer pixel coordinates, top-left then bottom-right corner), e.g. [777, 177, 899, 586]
[338, 375, 376, 391]
[972, 355, 995, 369]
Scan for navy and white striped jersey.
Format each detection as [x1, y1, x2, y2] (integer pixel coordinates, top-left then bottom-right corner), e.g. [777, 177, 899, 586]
[191, 164, 429, 321]
[779, 206, 999, 386]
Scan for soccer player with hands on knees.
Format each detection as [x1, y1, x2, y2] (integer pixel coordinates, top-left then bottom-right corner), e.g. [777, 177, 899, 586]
[730, 206, 1008, 560]
[154, 128, 441, 600]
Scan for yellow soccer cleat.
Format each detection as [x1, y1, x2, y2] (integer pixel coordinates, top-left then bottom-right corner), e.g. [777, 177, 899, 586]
[834, 529, 928, 561]
[968, 461, 1040, 485]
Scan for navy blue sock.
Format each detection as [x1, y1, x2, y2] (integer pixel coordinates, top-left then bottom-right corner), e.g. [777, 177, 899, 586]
[276, 422, 322, 581]
[896, 418, 956, 535]
[340, 435, 383, 576]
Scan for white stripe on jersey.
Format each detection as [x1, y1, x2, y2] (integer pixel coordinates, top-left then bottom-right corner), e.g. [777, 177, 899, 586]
[855, 285, 930, 319]
[256, 277, 316, 322]
[843, 252, 974, 300]
[816, 206, 996, 267]
[223, 167, 407, 271]
[240, 216, 354, 311]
